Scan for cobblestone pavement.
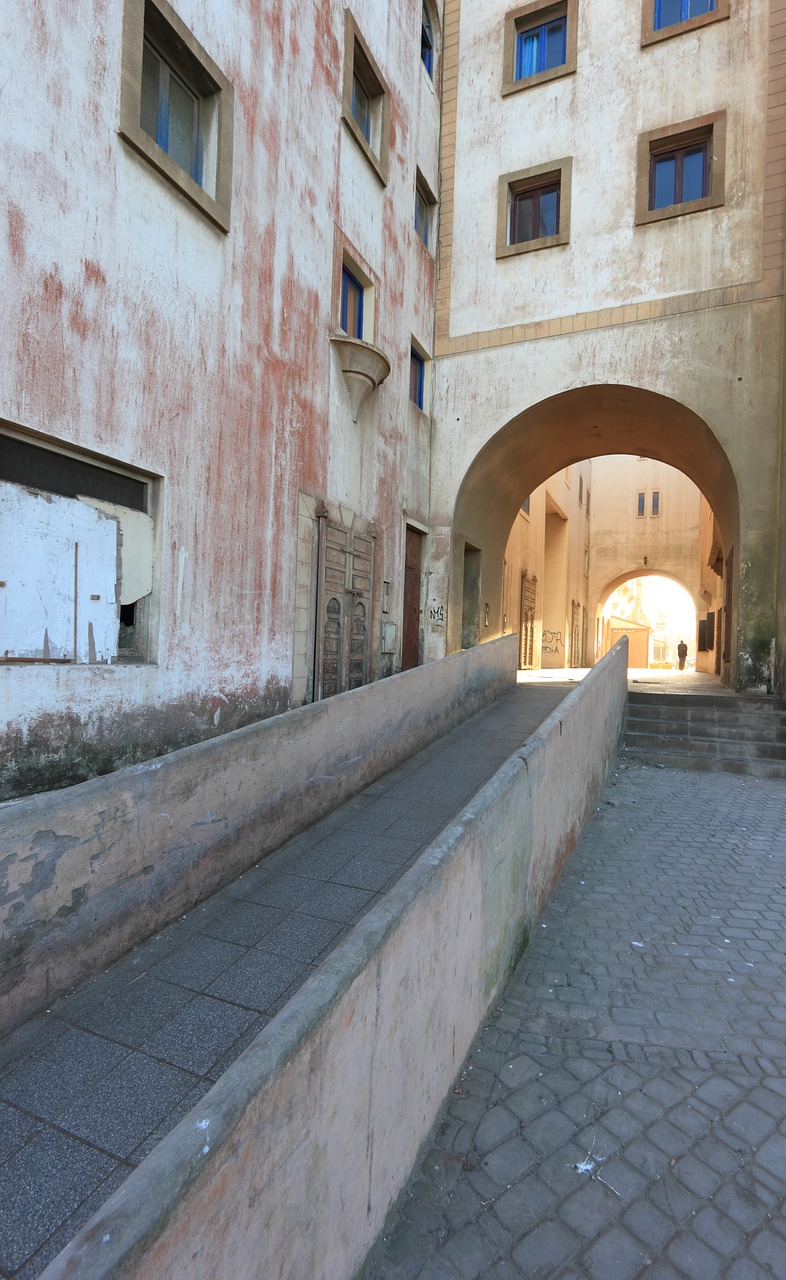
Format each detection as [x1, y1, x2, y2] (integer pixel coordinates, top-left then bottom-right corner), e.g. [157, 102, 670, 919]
[363, 762, 786, 1280]
[0, 684, 568, 1280]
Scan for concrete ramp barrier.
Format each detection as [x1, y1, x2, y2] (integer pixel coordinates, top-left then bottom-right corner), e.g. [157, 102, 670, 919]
[0, 636, 517, 1034]
[41, 640, 628, 1280]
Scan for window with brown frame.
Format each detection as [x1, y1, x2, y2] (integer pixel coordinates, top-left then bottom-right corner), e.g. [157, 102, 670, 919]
[502, 0, 578, 96]
[497, 158, 572, 257]
[636, 114, 726, 226]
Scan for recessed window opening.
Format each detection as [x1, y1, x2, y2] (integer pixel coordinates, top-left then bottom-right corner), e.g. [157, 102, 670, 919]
[341, 266, 364, 338]
[654, 0, 715, 30]
[351, 72, 371, 142]
[651, 139, 709, 209]
[510, 181, 559, 244]
[516, 15, 566, 79]
[415, 185, 430, 246]
[421, 3, 434, 75]
[141, 38, 202, 183]
[637, 491, 646, 518]
[410, 348, 425, 408]
[652, 490, 661, 516]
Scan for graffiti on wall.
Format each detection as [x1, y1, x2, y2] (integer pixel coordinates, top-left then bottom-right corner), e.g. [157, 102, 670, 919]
[542, 628, 563, 656]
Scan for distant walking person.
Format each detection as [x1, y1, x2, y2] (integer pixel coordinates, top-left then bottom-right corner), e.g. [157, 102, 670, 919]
[677, 640, 688, 671]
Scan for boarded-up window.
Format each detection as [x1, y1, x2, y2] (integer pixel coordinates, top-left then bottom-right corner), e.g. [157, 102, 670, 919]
[1, 480, 153, 663]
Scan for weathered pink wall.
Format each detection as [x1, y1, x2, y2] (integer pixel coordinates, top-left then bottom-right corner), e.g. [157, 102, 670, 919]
[1, 0, 439, 791]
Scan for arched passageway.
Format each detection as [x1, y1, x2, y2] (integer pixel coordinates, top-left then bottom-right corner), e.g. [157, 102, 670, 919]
[445, 384, 742, 685]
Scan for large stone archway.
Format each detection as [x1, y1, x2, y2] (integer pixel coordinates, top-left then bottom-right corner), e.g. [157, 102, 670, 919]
[426, 382, 777, 689]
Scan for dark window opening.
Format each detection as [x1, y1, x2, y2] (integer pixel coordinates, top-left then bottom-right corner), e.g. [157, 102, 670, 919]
[118, 602, 137, 652]
[509, 181, 560, 244]
[637, 491, 646, 517]
[0, 434, 147, 511]
[651, 490, 660, 516]
[650, 139, 710, 209]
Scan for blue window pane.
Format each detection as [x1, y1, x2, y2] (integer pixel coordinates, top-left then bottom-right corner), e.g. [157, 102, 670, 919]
[515, 17, 566, 79]
[410, 350, 425, 408]
[682, 148, 706, 202]
[341, 268, 364, 338]
[655, 0, 714, 27]
[421, 4, 434, 75]
[544, 19, 566, 70]
[539, 189, 558, 236]
[653, 155, 676, 208]
[654, 0, 684, 28]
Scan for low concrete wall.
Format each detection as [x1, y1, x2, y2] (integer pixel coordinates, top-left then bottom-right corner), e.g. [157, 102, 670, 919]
[0, 636, 517, 1034]
[42, 641, 628, 1280]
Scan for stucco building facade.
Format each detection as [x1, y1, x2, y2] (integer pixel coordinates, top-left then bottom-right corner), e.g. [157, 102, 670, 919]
[1, 0, 440, 796]
[2, 0, 786, 796]
[427, 0, 786, 697]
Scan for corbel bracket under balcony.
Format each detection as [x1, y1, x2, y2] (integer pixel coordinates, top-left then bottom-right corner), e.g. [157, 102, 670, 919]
[330, 334, 391, 422]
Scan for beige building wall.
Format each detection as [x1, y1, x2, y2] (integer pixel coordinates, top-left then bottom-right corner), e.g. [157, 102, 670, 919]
[427, 0, 786, 690]
[502, 461, 590, 669]
[588, 456, 703, 659]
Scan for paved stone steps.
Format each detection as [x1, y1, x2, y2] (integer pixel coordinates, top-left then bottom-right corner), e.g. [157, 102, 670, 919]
[621, 691, 786, 778]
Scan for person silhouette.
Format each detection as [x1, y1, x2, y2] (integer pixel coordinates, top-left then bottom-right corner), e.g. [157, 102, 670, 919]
[677, 640, 688, 671]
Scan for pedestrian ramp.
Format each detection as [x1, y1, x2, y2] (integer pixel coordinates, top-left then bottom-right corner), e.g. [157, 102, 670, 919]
[622, 691, 786, 778]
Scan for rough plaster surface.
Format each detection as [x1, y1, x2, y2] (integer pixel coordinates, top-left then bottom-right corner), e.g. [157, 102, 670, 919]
[39, 641, 628, 1280]
[0, 636, 516, 1034]
[2, 0, 440, 768]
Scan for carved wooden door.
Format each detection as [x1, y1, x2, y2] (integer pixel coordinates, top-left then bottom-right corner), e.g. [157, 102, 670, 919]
[519, 573, 536, 669]
[316, 517, 373, 698]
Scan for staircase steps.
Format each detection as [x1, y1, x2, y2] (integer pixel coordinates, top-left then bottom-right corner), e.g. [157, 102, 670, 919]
[621, 691, 786, 779]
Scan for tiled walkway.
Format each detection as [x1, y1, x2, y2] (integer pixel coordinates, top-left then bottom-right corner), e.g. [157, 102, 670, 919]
[363, 759, 786, 1279]
[0, 683, 568, 1280]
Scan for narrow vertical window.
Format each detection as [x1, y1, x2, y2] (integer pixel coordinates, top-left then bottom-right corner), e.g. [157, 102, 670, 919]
[651, 490, 660, 516]
[341, 266, 364, 338]
[351, 74, 371, 142]
[410, 349, 425, 408]
[421, 3, 434, 76]
[415, 186, 430, 246]
[637, 491, 646, 517]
